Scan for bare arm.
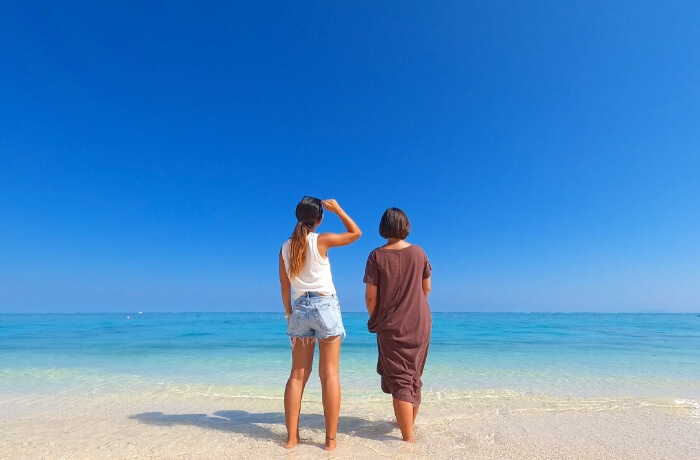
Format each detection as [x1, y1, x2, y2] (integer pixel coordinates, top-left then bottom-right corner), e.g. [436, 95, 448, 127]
[317, 199, 361, 253]
[422, 277, 431, 300]
[279, 249, 292, 317]
[365, 284, 377, 316]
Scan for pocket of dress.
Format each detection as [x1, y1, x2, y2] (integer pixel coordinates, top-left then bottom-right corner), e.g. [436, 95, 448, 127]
[314, 306, 340, 331]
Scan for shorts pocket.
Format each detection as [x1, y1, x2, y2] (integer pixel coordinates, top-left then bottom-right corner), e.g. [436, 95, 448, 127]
[287, 310, 302, 334]
[314, 306, 340, 331]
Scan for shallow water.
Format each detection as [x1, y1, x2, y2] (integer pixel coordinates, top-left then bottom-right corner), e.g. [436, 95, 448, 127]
[1, 312, 699, 400]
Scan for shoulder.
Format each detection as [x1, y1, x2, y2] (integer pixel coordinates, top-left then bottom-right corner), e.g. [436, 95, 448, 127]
[409, 244, 430, 260]
[365, 248, 383, 266]
[316, 231, 335, 244]
[408, 244, 426, 254]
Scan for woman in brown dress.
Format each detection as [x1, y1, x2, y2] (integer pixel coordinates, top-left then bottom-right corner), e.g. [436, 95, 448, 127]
[363, 208, 432, 443]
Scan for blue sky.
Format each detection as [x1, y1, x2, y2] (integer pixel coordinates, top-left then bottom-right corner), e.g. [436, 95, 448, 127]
[1, 1, 699, 313]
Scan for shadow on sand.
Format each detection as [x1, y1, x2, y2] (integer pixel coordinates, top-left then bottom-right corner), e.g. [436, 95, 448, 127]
[129, 410, 397, 443]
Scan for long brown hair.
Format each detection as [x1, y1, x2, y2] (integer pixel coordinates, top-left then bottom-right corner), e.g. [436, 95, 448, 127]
[288, 196, 323, 278]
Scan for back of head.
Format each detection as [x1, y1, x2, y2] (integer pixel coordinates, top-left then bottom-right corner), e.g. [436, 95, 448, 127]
[379, 207, 411, 240]
[295, 196, 323, 226]
[289, 196, 324, 278]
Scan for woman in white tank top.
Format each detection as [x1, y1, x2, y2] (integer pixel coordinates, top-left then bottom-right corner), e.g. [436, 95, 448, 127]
[278, 196, 361, 450]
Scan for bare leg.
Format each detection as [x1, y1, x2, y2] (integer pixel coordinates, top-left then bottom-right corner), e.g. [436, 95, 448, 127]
[413, 405, 419, 423]
[284, 338, 315, 448]
[393, 398, 415, 442]
[318, 336, 341, 450]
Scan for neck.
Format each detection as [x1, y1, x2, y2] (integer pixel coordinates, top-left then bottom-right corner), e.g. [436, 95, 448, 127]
[383, 238, 410, 249]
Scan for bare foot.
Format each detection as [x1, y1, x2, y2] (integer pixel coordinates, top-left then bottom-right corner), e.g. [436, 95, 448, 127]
[284, 433, 300, 449]
[325, 436, 336, 450]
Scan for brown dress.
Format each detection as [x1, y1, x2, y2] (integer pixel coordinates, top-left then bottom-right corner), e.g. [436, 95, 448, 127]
[363, 244, 432, 406]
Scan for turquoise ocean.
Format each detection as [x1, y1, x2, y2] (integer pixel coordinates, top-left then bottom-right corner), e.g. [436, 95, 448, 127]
[1, 312, 699, 402]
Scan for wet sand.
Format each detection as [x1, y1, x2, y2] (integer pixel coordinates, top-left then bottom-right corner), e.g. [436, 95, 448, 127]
[1, 388, 699, 459]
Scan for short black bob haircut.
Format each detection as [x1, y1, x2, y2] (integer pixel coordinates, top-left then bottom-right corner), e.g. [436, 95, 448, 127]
[379, 207, 410, 239]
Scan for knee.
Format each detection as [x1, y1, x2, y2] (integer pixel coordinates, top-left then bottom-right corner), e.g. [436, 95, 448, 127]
[289, 367, 313, 384]
[318, 366, 338, 383]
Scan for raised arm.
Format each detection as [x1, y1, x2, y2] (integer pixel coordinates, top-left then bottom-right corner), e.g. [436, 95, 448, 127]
[317, 199, 361, 253]
[279, 249, 292, 318]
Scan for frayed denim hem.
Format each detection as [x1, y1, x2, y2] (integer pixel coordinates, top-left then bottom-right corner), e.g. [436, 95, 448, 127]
[288, 336, 315, 349]
[288, 333, 345, 349]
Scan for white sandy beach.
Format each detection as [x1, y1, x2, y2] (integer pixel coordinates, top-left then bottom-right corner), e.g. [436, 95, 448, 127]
[2, 387, 698, 459]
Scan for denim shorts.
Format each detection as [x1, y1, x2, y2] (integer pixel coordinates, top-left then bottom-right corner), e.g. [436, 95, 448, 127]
[288, 292, 346, 341]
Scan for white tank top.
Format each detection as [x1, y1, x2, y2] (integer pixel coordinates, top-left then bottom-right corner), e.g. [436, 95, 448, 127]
[281, 233, 336, 300]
